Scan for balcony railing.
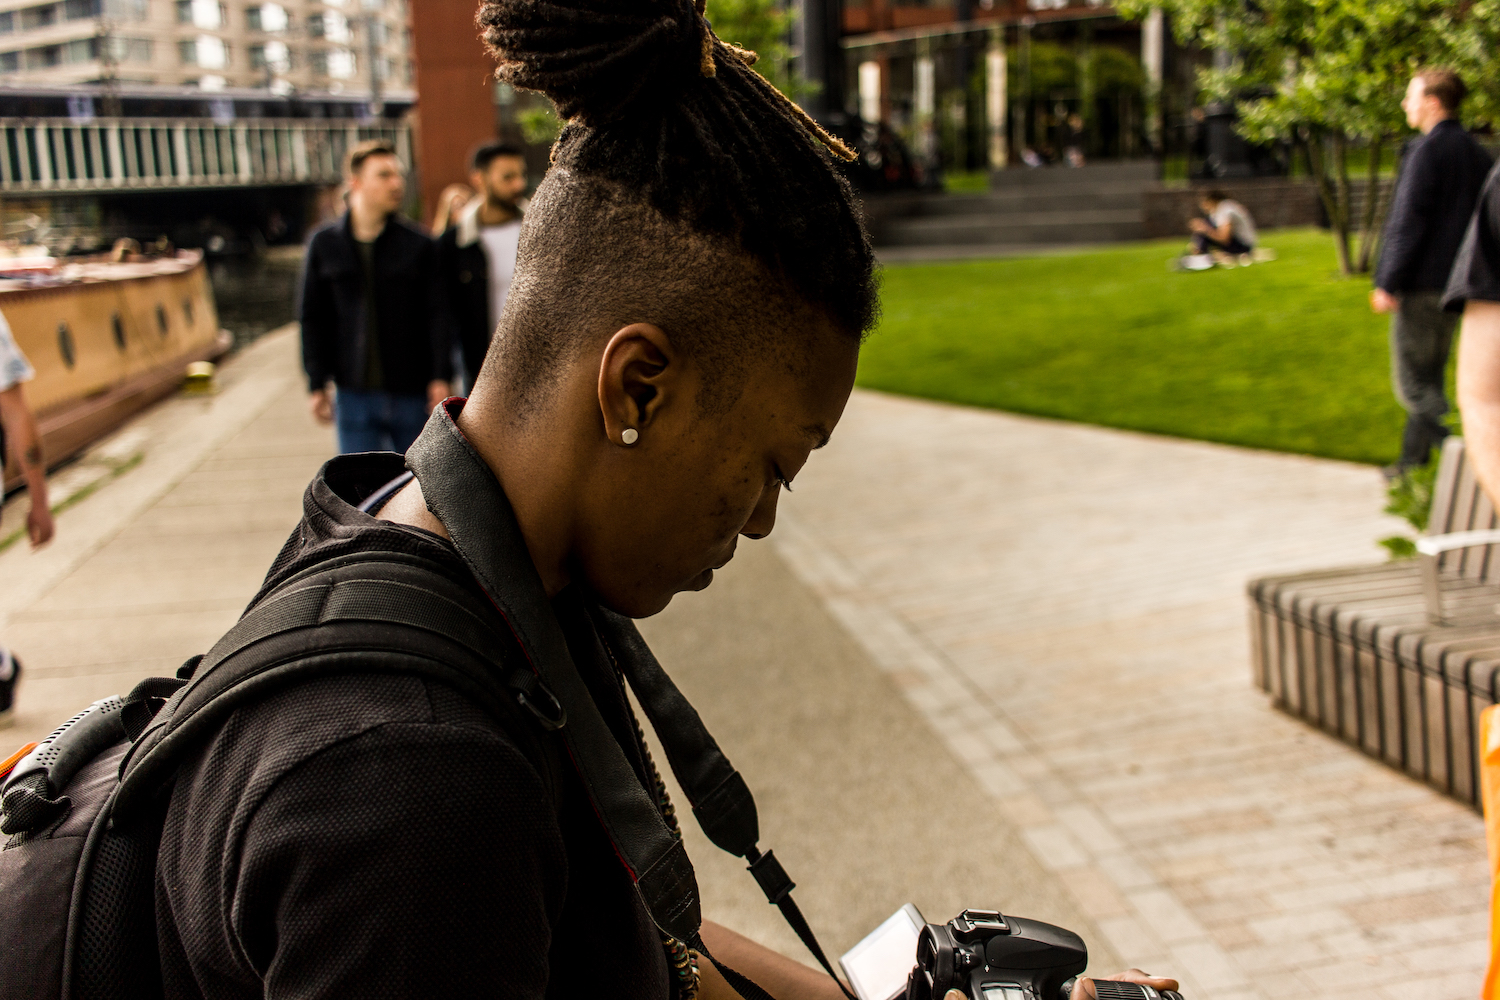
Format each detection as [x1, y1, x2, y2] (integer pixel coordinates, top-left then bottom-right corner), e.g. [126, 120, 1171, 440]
[0, 117, 410, 194]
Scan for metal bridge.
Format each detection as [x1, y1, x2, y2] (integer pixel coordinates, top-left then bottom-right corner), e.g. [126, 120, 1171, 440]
[0, 117, 410, 195]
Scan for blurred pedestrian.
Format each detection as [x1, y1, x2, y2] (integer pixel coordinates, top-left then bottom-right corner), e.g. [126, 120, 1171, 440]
[1372, 68, 1492, 479]
[0, 308, 53, 726]
[436, 142, 527, 392]
[1448, 159, 1500, 504]
[300, 140, 450, 454]
[1188, 190, 1257, 259]
[428, 182, 475, 235]
[1064, 113, 1086, 168]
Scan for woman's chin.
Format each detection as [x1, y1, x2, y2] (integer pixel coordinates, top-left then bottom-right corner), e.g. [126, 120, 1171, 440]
[685, 567, 714, 592]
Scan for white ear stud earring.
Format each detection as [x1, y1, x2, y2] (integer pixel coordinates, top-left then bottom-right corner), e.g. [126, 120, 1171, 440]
[621, 428, 639, 446]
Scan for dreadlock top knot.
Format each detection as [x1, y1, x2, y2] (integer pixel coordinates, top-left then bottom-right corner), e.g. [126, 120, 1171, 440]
[475, 0, 878, 344]
[478, 0, 715, 124]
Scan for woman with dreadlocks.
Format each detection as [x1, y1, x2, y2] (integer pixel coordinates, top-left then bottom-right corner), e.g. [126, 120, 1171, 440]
[149, 2, 1177, 999]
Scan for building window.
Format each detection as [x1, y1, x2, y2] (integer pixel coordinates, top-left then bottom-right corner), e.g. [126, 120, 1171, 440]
[105, 0, 149, 21]
[0, 51, 17, 71]
[63, 0, 101, 20]
[20, 5, 59, 30]
[326, 46, 354, 78]
[249, 38, 289, 71]
[0, 12, 12, 32]
[176, 0, 225, 28]
[62, 37, 97, 62]
[179, 34, 227, 68]
[308, 11, 348, 42]
[310, 47, 354, 77]
[247, 2, 288, 32]
[106, 35, 152, 62]
[25, 45, 61, 68]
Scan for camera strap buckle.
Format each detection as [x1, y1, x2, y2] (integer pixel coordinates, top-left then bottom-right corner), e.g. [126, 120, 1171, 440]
[747, 848, 795, 905]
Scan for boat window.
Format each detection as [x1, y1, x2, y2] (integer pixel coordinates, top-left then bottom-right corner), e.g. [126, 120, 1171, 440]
[182, 297, 194, 326]
[156, 304, 169, 336]
[111, 313, 126, 350]
[58, 322, 75, 369]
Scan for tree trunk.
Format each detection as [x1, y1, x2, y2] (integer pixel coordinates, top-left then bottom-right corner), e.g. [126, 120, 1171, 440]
[1305, 130, 1353, 274]
[1355, 139, 1385, 274]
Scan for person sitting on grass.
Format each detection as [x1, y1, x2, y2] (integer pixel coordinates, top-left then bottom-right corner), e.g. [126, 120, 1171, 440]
[1182, 190, 1258, 268]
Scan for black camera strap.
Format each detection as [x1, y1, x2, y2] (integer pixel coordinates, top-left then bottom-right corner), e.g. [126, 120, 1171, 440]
[409, 406, 857, 1000]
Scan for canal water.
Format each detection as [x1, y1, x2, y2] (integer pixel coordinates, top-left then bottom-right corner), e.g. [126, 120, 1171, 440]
[208, 246, 303, 350]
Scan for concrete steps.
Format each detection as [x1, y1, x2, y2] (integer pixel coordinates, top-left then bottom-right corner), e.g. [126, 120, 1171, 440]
[870, 160, 1161, 251]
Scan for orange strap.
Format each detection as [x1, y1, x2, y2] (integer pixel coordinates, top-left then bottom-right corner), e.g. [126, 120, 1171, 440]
[1479, 706, 1500, 1000]
[0, 741, 38, 781]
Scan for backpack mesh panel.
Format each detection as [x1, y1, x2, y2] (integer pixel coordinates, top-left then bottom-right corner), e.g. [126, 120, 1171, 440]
[75, 816, 165, 1000]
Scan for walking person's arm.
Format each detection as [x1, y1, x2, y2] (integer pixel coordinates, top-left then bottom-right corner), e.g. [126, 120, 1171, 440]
[421, 236, 452, 412]
[1374, 145, 1438, 311]
[0, 383, 51, 546]
[1458, 301, 1500, 505]
[300, 233, 337, 423]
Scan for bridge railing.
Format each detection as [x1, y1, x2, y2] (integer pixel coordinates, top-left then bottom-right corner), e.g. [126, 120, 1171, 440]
[0, 118, 411, 194]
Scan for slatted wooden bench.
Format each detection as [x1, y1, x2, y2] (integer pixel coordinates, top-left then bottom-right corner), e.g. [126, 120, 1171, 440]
[1247, 436, 1500, 809]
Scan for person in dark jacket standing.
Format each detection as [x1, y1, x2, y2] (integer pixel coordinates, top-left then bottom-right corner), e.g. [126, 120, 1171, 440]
[301, 140, 451, 454]
[436, 141, 528, 392]
[1372, 68, 1493, 477]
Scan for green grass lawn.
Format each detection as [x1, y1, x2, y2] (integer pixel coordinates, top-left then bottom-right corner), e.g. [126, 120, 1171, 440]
[860, 228, 1420, 465]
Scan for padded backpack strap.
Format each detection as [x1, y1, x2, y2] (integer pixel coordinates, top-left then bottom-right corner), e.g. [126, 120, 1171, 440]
[113, 552, 561, 823]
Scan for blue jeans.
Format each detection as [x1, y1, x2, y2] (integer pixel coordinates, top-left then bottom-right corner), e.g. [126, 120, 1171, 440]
[334, 389, 428, 454]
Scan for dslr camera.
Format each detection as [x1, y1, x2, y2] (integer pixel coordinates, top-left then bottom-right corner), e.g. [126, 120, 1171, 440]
[902, 909, 1184, 1000]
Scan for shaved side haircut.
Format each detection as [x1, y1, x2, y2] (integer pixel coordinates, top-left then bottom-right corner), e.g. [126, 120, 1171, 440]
[475, 0, 879, 419]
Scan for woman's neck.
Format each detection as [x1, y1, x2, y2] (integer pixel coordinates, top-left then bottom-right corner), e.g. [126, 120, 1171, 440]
[454, 393, 580, 598]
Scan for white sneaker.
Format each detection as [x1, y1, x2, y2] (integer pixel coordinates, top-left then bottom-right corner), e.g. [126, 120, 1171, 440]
[1179, 254, 1215, 271]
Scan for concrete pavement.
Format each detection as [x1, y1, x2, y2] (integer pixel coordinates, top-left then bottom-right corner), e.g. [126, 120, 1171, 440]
[0, 329, 1488, 998]
[758, 390, 1487, 1000]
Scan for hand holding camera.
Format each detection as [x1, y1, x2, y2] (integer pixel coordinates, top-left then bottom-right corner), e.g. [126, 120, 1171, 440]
[843, 907, 1183, 1000]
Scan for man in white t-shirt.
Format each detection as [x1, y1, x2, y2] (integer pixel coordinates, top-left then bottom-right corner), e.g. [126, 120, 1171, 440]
[0, 308, 54, 726]
[437, 142, 529, 392]
[1189, 190, 1258, 257]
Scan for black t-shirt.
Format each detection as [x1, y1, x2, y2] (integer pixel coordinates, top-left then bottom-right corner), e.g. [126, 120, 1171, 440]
[355, 238, 384, 389]
[153, 460, 675, 999]
[1445, 160, 1500, 310]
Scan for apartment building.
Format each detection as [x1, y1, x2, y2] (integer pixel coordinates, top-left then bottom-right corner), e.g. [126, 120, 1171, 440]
[0, 0, 413, 96]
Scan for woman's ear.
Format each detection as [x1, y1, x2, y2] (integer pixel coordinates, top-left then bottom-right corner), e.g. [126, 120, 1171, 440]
[598, 323, 676, 446]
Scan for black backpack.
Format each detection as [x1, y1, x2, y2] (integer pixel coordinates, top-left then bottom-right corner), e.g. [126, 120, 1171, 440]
[0, 547, 568, 1000]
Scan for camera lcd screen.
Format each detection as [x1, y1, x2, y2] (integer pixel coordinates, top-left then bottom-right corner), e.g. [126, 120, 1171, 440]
[839, 904, 925, 1000]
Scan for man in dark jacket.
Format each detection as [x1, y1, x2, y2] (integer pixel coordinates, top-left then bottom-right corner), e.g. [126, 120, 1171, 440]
[436, 141, 528, 391]
[1373, 68, 1493, 477]
[300, 140, 450, 454]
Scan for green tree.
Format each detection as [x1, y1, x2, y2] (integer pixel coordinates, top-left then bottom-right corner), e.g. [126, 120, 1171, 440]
[1119, 0, 1481, 275]
[704, 0, 808, 99]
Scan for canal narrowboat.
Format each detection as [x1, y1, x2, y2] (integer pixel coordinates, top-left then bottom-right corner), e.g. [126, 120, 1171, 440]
[0, 249, 231, 489]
